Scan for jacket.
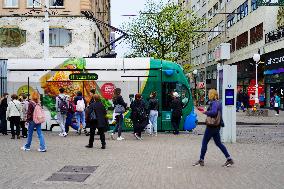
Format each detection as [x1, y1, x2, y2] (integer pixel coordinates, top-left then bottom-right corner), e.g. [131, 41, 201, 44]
[113, 95, 127, 109]
[88, 101, 107, 129]
[170, 98, 183, 118]
[275, 96, 281, 106]
[130, 99, 147, 124]
[26, 101, 36, 122]
[0, 97, 8, 118]
[148, 97, 159, 111]
[6, 100, 23, 120]
[205, 100, 223, 127]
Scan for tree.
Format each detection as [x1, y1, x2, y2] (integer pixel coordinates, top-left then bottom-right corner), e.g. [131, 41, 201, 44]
[123, 0, 206, 63]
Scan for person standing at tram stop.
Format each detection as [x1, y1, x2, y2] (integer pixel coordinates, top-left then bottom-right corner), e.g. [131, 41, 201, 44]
[170, 92, 183, 135]
[56, 88, 68, 137]
[148, 91, 159, 136]
[0, 93, 9, 135]
[21, 91, 46, 152]
[6, 94, 23, 139]
[274, 92, 281, 116]
[19, 94, 29, 138]
[74, 91, 87, 135]
[85, 93, 107, 149]
[193, 89, 234, 167]
[111, 88, 127, 141]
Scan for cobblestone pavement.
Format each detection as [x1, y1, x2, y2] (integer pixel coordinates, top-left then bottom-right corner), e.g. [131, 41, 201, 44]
[0, 124, 283, 189]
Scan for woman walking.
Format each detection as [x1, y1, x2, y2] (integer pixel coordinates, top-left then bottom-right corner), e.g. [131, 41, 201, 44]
[6, 94, 23, 139]
[130, 94, 147, 140]
[21, 91, 46, 152]
[85, 93, 107, 149]
[148, 92, 159, 136]
[193, 89, 234, 167]
[111, 88, 127, 141]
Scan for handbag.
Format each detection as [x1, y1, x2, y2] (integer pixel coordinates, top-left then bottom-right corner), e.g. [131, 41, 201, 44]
[114, 104, 125, 114]
[205, 110, 221, 127]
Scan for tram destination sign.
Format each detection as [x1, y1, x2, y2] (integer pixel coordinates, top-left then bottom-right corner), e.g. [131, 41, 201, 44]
[257, 0, 284, 6]
[69, 73, 98, 80]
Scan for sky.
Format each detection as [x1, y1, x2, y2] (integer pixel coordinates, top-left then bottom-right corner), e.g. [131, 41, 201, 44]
[111, 0, 168, 57]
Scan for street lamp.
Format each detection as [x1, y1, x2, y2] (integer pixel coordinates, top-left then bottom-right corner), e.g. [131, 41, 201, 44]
[193, 69, 198, 103]
[253, 53, 260, 105]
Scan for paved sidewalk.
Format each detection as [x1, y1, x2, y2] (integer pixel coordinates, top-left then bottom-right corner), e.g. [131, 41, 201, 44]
[0, 125, 283, 189]
[196, 106, 284, 125]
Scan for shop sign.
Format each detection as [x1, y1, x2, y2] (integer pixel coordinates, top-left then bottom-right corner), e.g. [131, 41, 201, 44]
[100, 83, 116, 100]
[265, 49, 284, 74]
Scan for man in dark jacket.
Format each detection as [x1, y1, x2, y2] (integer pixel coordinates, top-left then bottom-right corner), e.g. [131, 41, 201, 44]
[170, 92, 183, 135]
[0, 93, 9, 135]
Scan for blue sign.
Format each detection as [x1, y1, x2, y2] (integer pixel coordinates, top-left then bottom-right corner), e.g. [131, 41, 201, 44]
[225, 89, 234, 106]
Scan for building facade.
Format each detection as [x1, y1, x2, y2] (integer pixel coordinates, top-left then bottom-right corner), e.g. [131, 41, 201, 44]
[0, 0, 111, 58]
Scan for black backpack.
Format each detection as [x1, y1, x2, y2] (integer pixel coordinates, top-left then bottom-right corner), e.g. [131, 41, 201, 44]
[58, 96, 68, 114]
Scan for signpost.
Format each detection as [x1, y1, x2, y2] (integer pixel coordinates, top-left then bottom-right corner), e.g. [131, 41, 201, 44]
[257, 0, 284, 6]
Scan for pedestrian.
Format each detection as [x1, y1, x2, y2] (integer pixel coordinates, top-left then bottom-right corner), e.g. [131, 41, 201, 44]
[236, 90, 244, 112]
[65, 96, 79, 134]
[111, 88, 127, 141]
[6, 94, 23, 139]
[85, 93, 107, 149]
[274, 92, 281, 116]
[0, 93, 9, 135]
[243, 92, 249, 110]
[21, 91, 46, 152]
[193, 89, 234, 167]
[170, 92, 183, 135]
[130, 93, 147, 140]
[148, 91, 159, 136]
[74, 91, 87, 135]
[56, 88, 68, 137]
[19, 94, 29, 138]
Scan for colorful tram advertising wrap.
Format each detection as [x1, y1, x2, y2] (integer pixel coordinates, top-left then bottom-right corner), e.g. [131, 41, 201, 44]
[7, 58, 194, 131]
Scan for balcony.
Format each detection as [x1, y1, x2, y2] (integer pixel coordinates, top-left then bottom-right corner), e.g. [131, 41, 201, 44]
[265, 27, 284, 44]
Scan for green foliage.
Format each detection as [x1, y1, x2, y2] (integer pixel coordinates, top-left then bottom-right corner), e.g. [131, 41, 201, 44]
[42, 95, 56, 118]
[123, 0, 206, 63]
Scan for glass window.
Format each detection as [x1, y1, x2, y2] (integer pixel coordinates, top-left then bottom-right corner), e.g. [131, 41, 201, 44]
[0, 27, 26, 47]
[208, 9, 212, 18]
[49, 0, 64, 7]
[40, 28, 71, 46]
[251, 0, 258, 11]
[27, 0, 41, 7]
[4, 0, 18, 7]
[213, 3, 219, 15]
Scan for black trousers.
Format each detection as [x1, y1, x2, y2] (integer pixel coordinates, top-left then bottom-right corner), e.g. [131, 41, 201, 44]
[274, 107, 280, 114]
[171, 116, 181, 134]
[10, 116, 21, 137]
[88, 127, 106, 147]
[0, 117, 7, 134]
[20, 121, 27, 137]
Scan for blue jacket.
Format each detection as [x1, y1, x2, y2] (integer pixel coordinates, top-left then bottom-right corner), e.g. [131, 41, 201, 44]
[275, 95, 281, 105]
[205, 100, 221, 117]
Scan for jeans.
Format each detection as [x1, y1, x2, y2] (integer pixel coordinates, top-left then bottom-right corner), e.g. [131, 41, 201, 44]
[24, 121, 46, 150]
[75, 111, 86, 129]
[57, 113, 67, 133]
[236, 101, 244, 112]
[65, 112, 74, 133]
[171, 116, 181, 134]
[200, 127, 230, 160]
[149, 110, 158, 133]
[10, 116, 21, 137]
[0, 117, 7, 134]
[113, 114, 123, 137]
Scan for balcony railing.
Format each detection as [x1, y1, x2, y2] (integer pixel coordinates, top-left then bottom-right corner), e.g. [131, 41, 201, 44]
[265, 27, 284, 44]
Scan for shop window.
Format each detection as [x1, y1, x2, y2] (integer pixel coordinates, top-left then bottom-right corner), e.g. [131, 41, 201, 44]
[40, 28, 71, 46]
[49, 0, 64, 7]
[4, 0, 18, 8]
[236, 31, 248, 50]
[27, 0, 41, 7]
[250, 23, 263, 44]
[0, 27, 26, 47]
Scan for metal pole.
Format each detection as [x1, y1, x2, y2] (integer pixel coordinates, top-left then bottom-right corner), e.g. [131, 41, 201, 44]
[255, 63, 259, 104]
[43, 0, 49, 60]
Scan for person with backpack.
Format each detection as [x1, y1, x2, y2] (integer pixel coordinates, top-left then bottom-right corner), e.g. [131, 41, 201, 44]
[0, 93, 9, 135]
[21, 91, 46, 152]
[111, 88, 127, 141]
[130, 93, 148, 140]
[65, 95, 80, 135]
[85, 93, 107, 149]
[170, 92, 183, 135]
[19, 94, 29, 138]
[74, 91, 87, 135]
[56, 88, 68, 137]
[6, 94, 23, 139]
[193, 89, 233, 167]
[147, 91, 159, 136]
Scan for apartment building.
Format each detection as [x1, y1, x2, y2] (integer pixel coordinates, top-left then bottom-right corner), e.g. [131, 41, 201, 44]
[188, 0, 283, 107]
[0, 0, 111, 58]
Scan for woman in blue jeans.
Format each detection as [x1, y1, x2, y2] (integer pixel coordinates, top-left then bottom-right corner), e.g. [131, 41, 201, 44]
[193, 89, 233, 167]
[21, 91, 46, 152]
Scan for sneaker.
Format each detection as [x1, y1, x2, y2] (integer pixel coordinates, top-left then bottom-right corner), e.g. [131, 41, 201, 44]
[38, 149, 47, 152]
[117, 136, 123, 141]
[192, 160, 204, 166]
[155, 133, 158, 137]
[62, 132, 67, 137]
[275, 114, 279, 116]
[134, 133, 140, 140]
[223, 159, 234, 167]
[111, 133, 115, 140]
[21, 146, 30, 151]
[120, 136, 125, 140]
[59, 133, 64, 137]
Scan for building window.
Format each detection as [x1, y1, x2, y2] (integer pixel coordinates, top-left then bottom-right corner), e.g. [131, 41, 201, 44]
[49, 0, 64, 7]
[196, 0, 200, 11]
[219, 21, 225, 33]
[250, 23, 263, 44]
[4, 0, 18, 8]
[227, 12, 235, 28]
[213, 25, 219, 38]
[228, 38, 236, 52]
[208, 9, 212, 19]
[192, 5, 196, 12]
[202, 0, 206, 6]
[236, 31, 248, 50]
[202, 54, 206, 63]
[251, 0, 258, 11]
[27, 0, 41, 8]
[40, 28, 71, 46]
[237, 1, 248, 21]
[213, 3, 219, 16]
[208, 30, 212, 41]
[219, 0, 224, 9]
[0, 27, 26, 47]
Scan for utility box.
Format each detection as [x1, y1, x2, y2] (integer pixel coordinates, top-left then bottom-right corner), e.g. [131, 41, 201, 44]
[217, 64, 237, 143]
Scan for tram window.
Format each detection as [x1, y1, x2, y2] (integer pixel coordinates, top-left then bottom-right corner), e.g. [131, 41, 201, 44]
[162, 82, 190, 111]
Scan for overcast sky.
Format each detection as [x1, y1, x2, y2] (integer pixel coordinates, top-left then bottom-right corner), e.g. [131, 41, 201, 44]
[111, 0, 168, 57]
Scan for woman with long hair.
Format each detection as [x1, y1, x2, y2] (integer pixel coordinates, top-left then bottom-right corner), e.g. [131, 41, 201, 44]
[111, 88, 127, 141]
[193, 89, 234, 167]
[21, 91, 46, 152]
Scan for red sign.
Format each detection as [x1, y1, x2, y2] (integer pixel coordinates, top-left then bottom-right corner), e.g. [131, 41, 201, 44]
[100, 83, 116, 100]
[198, 82, 205, 89]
